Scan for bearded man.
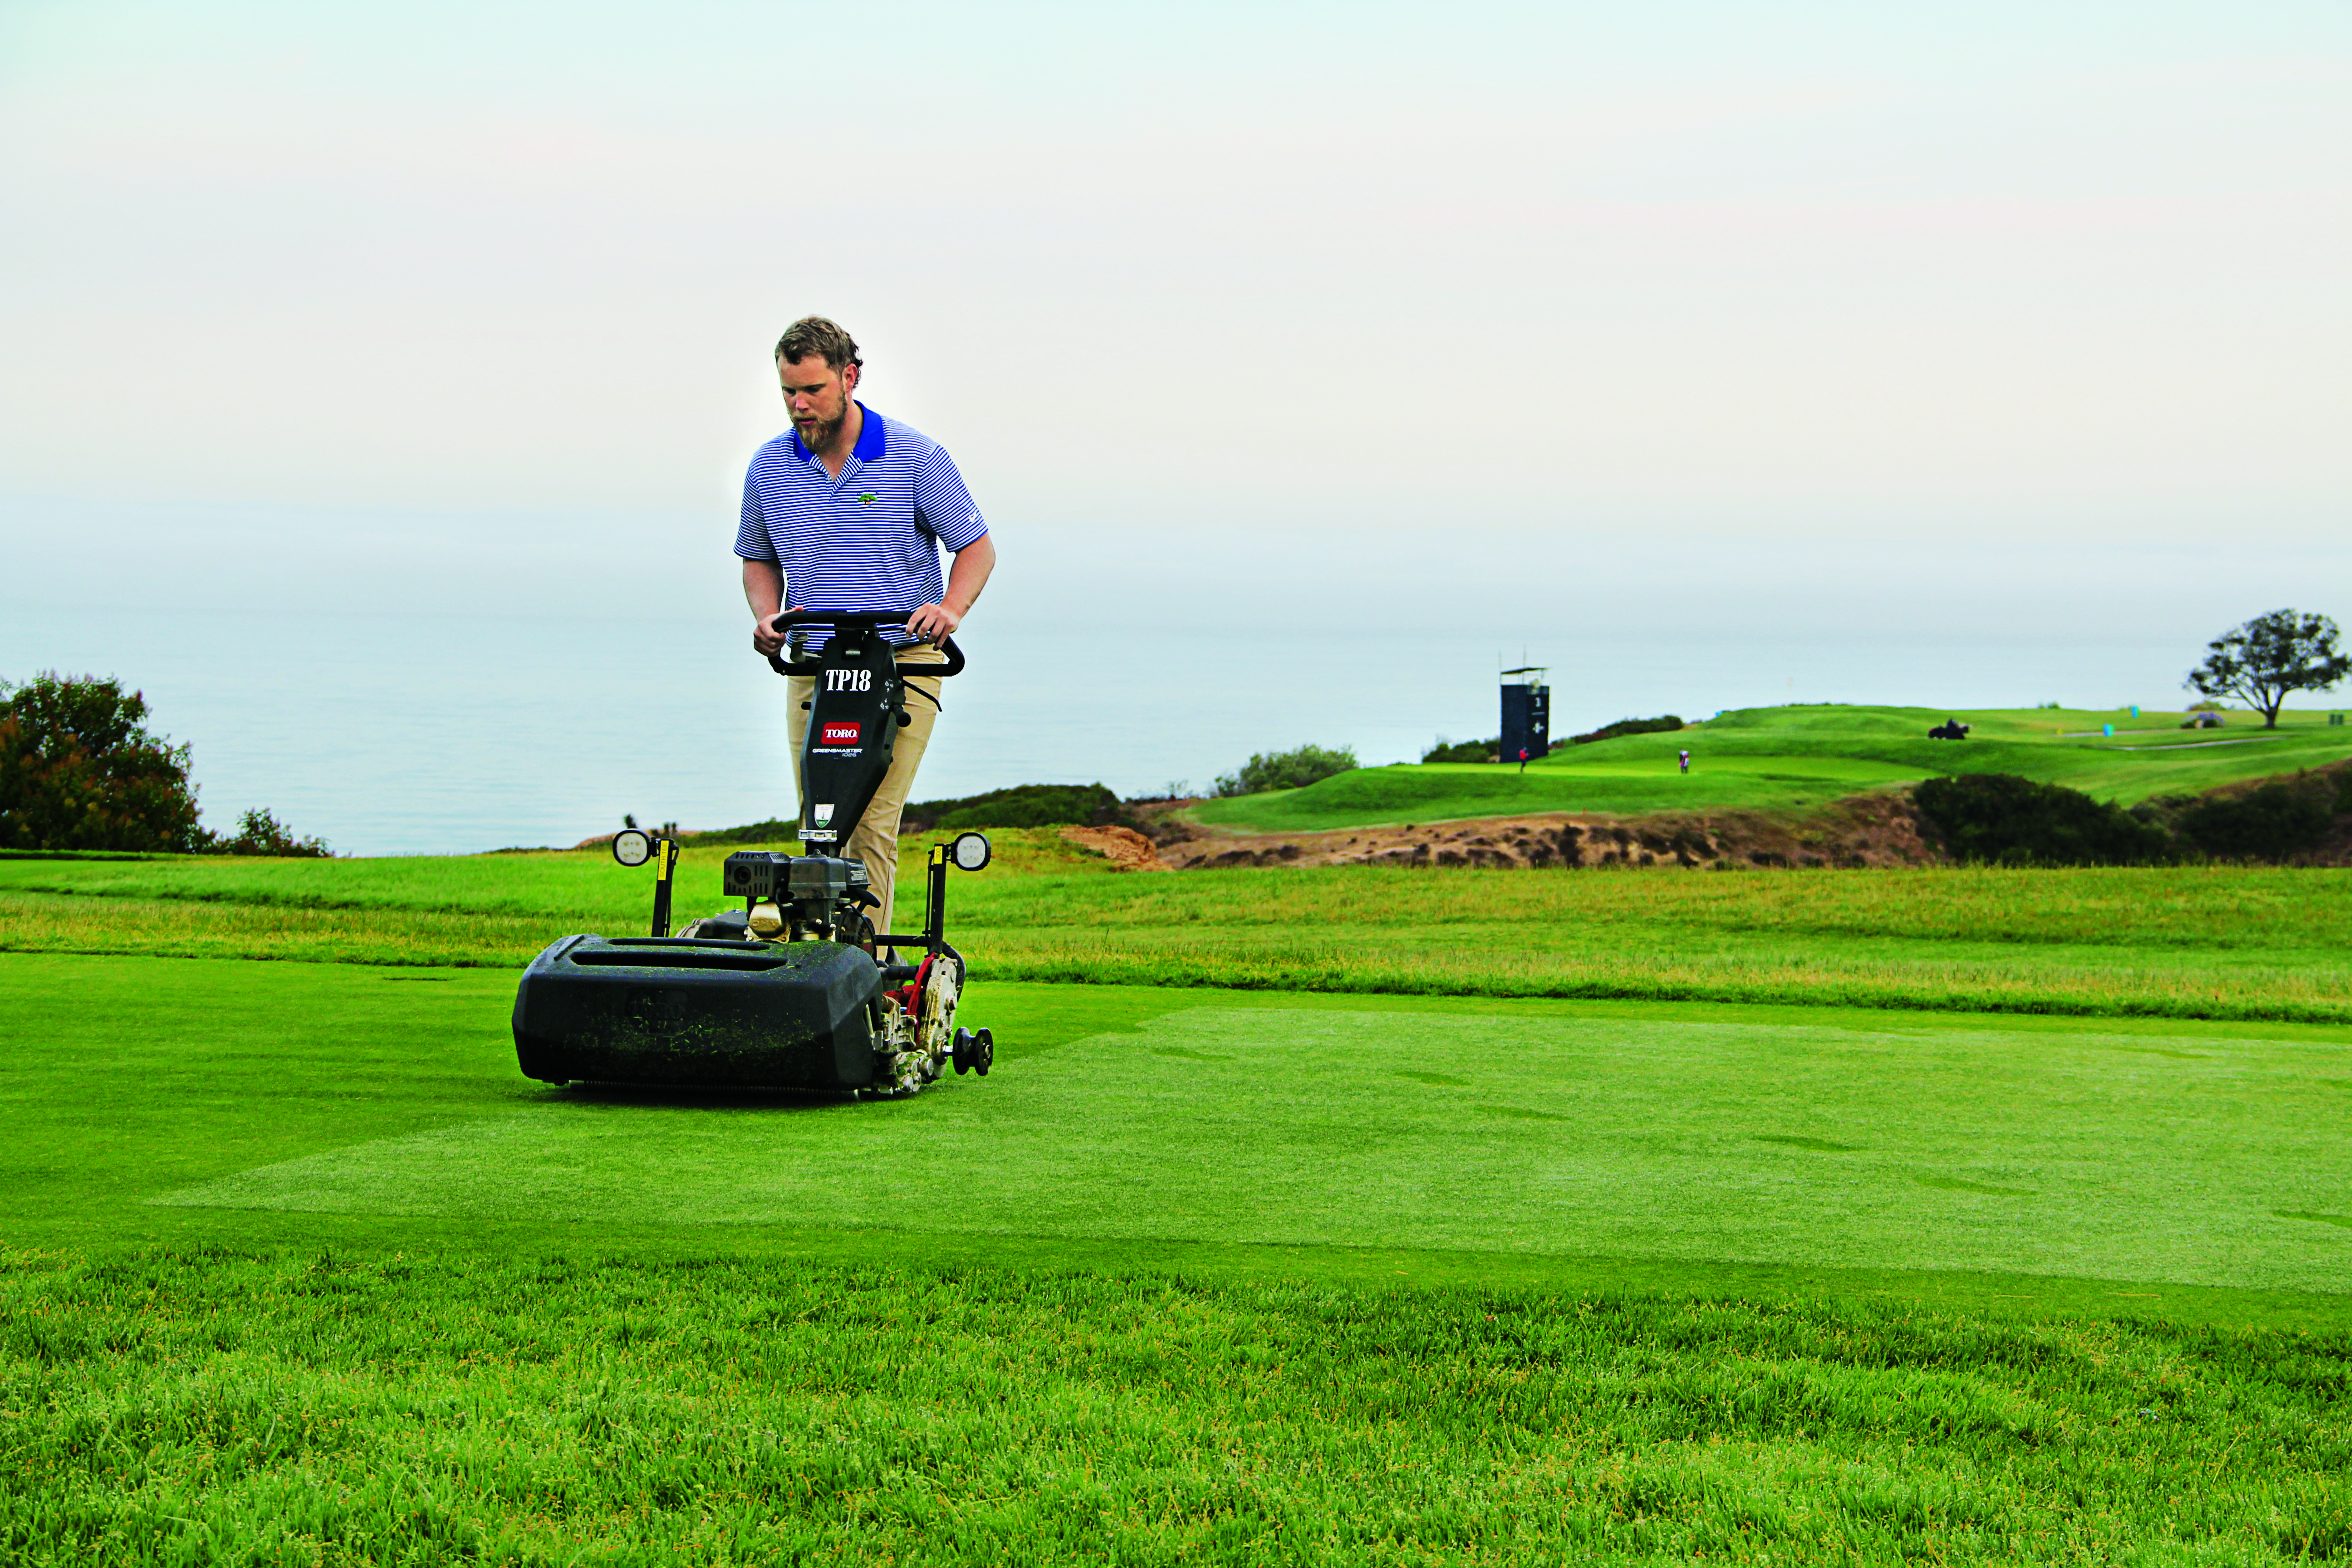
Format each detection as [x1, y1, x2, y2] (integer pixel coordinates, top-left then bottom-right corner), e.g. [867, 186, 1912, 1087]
[737, 316, 997, 936]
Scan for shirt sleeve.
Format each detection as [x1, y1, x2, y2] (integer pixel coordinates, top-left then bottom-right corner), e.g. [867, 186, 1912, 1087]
[734, 464, 778, 562]
[913, 445, 989, 552]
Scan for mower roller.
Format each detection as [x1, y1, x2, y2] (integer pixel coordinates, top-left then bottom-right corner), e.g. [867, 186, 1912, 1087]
[511, 611, 995, 1099]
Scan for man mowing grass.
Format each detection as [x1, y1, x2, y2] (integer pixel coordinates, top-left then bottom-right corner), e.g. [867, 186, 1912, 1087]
[740, 316, 997, 936]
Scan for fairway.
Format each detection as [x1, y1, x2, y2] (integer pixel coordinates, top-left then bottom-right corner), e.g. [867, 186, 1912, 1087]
[0, 951, 2317, 1294]
[156, 1003, 2352, 1293]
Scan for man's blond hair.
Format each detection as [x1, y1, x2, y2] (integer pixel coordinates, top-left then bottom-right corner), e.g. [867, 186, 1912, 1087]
[774, 316, 862, 371]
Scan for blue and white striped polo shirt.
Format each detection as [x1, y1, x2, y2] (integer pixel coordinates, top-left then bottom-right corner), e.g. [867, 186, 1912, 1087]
[735, 404, 989, 648]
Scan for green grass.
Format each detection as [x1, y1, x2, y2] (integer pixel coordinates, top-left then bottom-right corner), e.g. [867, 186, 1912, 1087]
[1194, 703, 2352, 832]
[4, 954, 2351, 1561]
[147, 998, 2352, 1295]
[5, 845, 2349, 1022]
[28, 951, 2346, 1318]
[10, 1246, 2350, 1565]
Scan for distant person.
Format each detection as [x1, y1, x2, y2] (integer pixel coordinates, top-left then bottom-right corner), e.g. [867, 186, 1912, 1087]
[1517, 746, 1529, 774]
[1678, 748, 1691, 774]
[737, 317, 997, 938]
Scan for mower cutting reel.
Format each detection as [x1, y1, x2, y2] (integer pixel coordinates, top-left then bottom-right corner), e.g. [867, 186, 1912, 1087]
[510, 610, 991, 1098]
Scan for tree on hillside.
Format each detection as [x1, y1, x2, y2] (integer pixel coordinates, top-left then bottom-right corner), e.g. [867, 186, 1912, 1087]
[0, 673, 331, 855]
[2184, 609, 2349, 729]
[0, 672, 207, 851]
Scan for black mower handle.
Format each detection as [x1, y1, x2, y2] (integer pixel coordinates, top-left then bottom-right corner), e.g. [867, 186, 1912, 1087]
[762, 610, 966, 681]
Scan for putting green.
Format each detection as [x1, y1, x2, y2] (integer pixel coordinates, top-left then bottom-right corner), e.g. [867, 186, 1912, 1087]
[158, 1004, 2352, 1294]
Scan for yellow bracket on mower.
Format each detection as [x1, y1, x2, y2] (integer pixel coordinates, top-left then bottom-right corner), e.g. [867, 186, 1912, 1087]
[611, 827, 681, 936]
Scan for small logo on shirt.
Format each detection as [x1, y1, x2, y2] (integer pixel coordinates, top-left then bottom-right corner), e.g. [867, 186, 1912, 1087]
[859, 492, 877, 505]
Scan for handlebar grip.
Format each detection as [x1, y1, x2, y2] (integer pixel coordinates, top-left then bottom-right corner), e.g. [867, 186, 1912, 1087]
[898, 637, 965, 679]
[768, 609, 897, 629]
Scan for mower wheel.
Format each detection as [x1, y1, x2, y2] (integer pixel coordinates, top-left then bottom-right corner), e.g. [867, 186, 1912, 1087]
[952, 1027, 976, 1075]
[974, 1027, 994, 1077]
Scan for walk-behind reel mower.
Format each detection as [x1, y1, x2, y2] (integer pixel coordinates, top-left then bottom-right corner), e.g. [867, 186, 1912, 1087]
[512, 611, 995, 1100]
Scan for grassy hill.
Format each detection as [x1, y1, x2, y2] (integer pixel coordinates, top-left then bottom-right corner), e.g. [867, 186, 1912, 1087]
[1193, 703, 2352, 833]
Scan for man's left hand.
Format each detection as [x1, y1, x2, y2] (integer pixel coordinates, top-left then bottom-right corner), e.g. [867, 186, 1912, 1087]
[904, 602, 961, 642]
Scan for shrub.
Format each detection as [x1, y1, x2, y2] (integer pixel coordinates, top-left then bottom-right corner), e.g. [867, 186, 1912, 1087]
[2176, 780, 2335, 861]
[1212, 744, 1357, 798]
[213, 807, 332, 858]
[902, 782, 1129, 833]
[1421, 736, 1497, 764]
[1571, 715, 1683, 746]
[0, 672, 207, 852]
[1913, 774, 2174, 867]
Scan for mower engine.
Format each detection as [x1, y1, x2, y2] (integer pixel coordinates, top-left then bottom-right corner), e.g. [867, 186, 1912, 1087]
[715, 850, 875, 944]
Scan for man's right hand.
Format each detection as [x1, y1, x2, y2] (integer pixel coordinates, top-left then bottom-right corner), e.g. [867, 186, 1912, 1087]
[751, 608, 793, 657]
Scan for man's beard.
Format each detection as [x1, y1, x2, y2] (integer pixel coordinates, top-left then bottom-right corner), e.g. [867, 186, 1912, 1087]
[796, 405, 845, 450]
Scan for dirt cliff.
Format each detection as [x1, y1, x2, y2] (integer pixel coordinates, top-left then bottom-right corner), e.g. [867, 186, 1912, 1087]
[1134, 790, 1937, 871]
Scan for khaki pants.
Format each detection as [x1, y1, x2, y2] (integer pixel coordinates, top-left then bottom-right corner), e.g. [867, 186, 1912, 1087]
[785, 642, 946, 936]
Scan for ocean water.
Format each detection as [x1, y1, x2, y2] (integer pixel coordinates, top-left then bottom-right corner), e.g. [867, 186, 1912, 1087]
[3, 603, 2196, 856]
[10, 490, 2328, 855]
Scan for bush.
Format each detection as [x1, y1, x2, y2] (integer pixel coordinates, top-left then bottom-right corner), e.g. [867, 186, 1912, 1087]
[213, 807, 332, 858]
[2176, 781, 2335, 861]
[1571, 715, 1683, 746]
[1913, 774, 2174, 867]
[0, 672, 207, 852]
[902, 782, 1129, 833]
[1212, 744, 1357, 798]
[1421, 737, 1497, 764]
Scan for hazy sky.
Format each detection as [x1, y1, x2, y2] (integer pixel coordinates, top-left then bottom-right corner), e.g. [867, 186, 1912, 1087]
[3, 1, 2346, 642]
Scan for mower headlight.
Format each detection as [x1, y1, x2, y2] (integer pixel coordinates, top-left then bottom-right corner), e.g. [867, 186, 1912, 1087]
[612, 829, 653, 867]
[951, 831, 992, 872]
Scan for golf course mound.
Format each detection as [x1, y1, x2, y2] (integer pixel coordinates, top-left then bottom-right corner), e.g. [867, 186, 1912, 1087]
[1185, 703, 2352, 836]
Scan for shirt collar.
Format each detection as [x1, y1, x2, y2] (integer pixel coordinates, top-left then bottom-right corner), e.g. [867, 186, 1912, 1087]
[851, 402, 887, 462]
[787, 402, 887, 466]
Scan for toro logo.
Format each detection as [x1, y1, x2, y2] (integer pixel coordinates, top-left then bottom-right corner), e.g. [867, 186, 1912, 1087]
[820, 721, 862, 745]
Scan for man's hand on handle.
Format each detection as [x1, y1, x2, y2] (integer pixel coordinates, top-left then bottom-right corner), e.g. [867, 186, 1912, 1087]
[902, 602, 961, 643]
[751, 611, 791, 657]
